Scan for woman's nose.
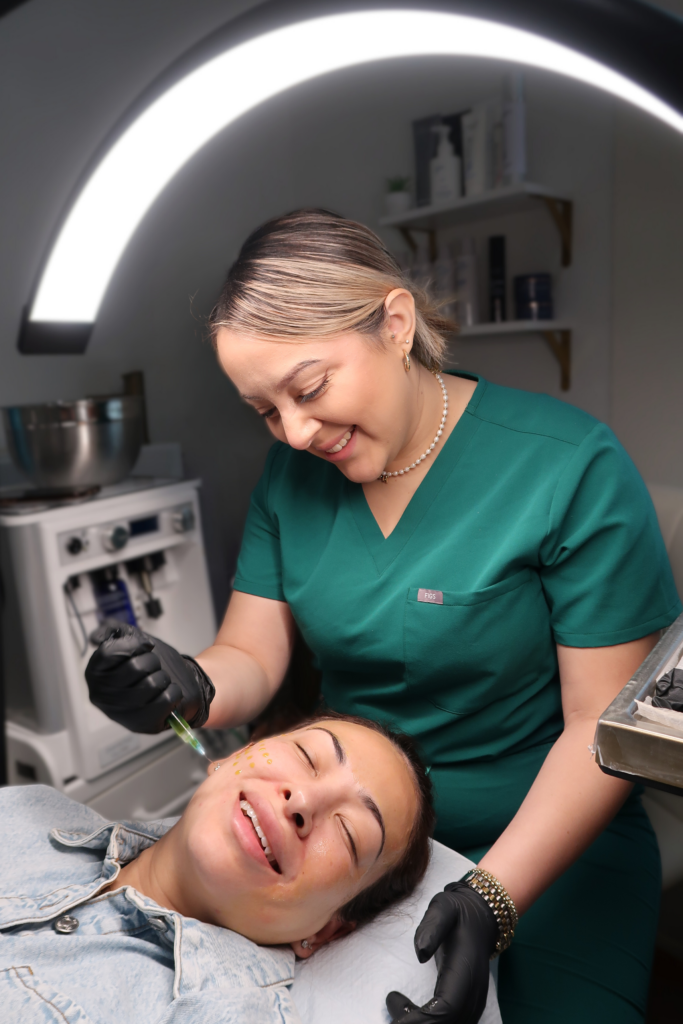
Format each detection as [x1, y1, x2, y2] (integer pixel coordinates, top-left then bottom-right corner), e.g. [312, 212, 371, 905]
[284, 788, 313, 838]
[279, 408, 321, 451]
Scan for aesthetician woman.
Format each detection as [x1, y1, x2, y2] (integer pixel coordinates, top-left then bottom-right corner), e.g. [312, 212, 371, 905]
[87, 210, 680, 1024]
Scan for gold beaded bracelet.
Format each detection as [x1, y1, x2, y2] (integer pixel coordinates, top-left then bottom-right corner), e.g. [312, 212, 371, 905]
[462, 868, 519, 958]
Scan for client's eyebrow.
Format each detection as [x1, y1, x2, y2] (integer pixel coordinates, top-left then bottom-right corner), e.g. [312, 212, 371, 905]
[309, 727, 346, 764]
[306, 727, 387, 858]
[361, 794, 386, 858]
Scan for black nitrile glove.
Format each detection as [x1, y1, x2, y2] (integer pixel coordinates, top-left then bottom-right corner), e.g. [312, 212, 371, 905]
[652, 668, 683, 712]
[85, 620, 215, 734]
[386, 881, 499, 1024]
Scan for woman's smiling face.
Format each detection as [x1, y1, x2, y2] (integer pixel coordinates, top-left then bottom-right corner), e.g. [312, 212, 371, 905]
[215, 290, 425, 486]
[174, 720, 418, 946]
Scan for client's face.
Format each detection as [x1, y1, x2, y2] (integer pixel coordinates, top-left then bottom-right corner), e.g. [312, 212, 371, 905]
[173, 721, 417, 948]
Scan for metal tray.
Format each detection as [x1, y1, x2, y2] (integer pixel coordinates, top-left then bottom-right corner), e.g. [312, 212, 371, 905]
[595, 613, 683, 795]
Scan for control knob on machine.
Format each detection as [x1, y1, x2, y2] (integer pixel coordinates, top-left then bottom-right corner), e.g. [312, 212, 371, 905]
[66, 536, 84, 555]
[102, 524, 130, 553]
[172, 505, 195, 534]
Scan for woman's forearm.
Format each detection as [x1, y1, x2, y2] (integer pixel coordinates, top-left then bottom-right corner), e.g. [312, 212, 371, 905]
[194, 590, 296, 729]
[478, 717, 631, 915]
[196, 643, 281, 728]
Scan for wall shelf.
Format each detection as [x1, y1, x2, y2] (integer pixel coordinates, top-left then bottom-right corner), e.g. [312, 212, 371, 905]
[380, 182, 573, 267]
[456, 320, 572, 391]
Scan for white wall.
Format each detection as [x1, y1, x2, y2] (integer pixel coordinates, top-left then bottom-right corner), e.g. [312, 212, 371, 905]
[608, 0, 683, 486]
[610, 87, 683, 487]
[1, 0, 680, 613]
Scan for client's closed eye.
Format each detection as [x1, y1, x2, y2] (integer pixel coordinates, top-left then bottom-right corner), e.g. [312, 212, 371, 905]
[295, 742, 317, 775]
[340, 818, 358, 866]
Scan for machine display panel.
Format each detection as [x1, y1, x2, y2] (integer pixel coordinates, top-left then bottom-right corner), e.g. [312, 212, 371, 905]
[129, 515, 159, 537]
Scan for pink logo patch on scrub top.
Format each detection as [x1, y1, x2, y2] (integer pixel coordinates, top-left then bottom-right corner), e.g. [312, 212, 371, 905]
[417, 589, 443, 604]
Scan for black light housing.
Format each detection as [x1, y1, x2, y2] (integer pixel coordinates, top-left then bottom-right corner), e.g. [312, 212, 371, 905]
[18, 0, 683, 355]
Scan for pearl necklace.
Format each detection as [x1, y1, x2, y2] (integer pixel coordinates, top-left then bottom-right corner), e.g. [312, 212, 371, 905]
[379, 372, 448, 483]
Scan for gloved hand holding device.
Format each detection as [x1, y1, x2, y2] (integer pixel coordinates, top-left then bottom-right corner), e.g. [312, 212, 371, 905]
[387, 871, 516, 1024]
[85, 621, 215, 734]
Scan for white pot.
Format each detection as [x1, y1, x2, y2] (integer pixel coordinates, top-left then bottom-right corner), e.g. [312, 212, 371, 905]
[385, 191, 412, 217]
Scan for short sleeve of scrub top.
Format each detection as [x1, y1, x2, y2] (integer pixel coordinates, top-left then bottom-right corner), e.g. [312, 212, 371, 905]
[233, 375, 680, 846]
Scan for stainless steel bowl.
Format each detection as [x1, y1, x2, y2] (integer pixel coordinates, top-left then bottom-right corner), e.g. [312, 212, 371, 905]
[2, 396, 145, 491]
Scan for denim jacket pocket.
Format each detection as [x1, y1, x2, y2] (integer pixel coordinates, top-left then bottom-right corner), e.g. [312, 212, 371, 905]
[403, 568, 551, 716]
[1, 965, 95, 1023]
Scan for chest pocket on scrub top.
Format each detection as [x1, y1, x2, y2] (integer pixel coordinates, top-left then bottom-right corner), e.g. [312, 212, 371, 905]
[403, 568, 549, 715]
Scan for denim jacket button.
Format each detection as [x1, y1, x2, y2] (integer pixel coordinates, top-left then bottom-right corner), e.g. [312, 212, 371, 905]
[54, 914, 79, 933]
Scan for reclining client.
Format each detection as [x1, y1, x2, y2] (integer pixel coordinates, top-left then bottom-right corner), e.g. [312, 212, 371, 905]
[0, 711, 433, 1024]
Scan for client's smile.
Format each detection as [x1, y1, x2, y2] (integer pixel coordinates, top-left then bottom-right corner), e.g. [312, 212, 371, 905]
[240, 797, 281, 873]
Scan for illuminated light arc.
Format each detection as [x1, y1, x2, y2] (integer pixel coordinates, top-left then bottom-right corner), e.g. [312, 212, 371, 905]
[28, 8, 683, 328]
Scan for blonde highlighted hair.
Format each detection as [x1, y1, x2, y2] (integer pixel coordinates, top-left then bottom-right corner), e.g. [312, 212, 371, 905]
[209, 209, 452, 371]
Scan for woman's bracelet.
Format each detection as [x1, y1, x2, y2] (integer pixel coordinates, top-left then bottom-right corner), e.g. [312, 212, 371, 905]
[462, 868, 519, 958]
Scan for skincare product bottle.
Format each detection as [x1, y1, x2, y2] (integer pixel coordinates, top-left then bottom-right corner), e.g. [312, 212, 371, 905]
[503, 71, 527, 185]
[462, 102, 489, 197]
[514, 274, 553, 320]
[430, 124, 462, 205]
[434, 243, 456, 311]
[488, 236, 507, 322]
[413, 114, 443, 207]
[455, 238, 479, 326]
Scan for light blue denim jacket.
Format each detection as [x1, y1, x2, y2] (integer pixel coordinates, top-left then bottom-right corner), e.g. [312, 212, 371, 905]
[0, 785, 301, 1024]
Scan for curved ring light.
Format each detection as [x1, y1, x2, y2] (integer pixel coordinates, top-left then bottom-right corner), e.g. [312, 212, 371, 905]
[20, 0, 683, 353]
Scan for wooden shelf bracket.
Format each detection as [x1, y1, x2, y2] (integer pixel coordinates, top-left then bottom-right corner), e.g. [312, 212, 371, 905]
[540, 328, 572, 391]
[537, 196, 573, 267]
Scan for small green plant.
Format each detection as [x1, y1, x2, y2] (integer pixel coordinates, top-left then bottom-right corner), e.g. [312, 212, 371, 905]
[386, 176, 411, 193]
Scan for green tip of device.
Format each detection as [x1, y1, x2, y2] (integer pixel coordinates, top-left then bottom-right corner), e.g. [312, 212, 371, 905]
[168, 711, 209, 760]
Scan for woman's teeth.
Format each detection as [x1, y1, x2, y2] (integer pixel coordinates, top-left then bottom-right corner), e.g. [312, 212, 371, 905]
[240, 799, 280, 871]
[326, 428, 354, 454]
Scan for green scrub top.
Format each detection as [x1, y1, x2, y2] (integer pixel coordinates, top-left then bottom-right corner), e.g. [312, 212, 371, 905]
[233, 373, 680, 853]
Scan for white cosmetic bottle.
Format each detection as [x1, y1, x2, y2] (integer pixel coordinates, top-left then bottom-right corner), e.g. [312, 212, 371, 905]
[430, 124, 462, 206]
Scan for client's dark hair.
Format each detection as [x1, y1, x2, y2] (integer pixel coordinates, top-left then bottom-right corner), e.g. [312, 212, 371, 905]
[292, 709, 434, 929]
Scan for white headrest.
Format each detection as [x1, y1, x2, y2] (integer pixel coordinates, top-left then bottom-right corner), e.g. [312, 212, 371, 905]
[292, 839, 502, 1024]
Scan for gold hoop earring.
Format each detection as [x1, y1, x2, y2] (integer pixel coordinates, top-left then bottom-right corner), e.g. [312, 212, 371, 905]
[403, 351, 411, 373]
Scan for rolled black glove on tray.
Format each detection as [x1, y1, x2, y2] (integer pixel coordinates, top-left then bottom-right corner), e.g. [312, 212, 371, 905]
[387, 881, 499, 1024]
[85, 620, 215, 734]
[652, 667, 683, 712]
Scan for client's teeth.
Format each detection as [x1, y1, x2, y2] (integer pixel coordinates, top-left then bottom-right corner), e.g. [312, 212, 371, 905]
[329, 443, 343, 453]
[343, 431, 352, 440]
[240, 798, 278, 866]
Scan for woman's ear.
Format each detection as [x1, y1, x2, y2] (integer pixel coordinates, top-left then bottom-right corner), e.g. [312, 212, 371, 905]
[384, 288, 416, 351]
[291, 918, 357, 959]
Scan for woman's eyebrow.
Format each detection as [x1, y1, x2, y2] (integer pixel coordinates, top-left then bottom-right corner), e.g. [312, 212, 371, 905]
[240, 359, 322, 401]
[305, 727, 386, 857]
